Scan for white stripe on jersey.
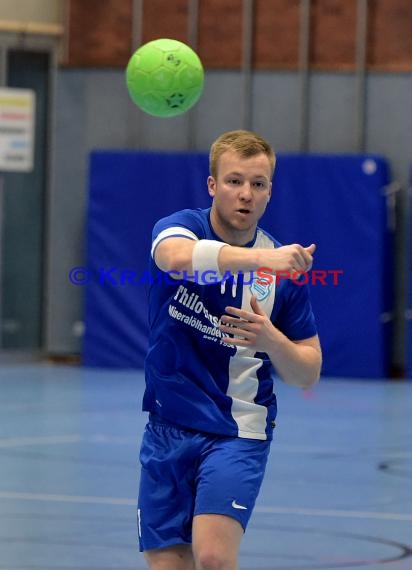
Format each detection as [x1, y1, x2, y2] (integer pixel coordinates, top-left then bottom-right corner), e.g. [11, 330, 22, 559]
[227, 230, 277, 440]
[151, 227, 198, 258]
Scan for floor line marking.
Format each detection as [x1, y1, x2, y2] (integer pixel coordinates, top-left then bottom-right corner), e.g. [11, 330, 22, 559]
[0, 434, 138, 448]
[255, 505, 412, 522]
[0, 436, 82, 448]
[0, 491, 132, 506]
[0, 491, 411, 521]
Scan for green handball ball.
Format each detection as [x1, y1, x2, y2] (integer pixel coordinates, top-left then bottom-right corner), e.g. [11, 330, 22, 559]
[126, 38, 204, 118]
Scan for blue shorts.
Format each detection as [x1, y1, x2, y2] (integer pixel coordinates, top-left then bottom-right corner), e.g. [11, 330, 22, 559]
[137, 415, 271, 552]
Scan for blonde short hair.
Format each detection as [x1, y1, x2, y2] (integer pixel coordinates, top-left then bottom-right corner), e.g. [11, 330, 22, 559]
[209, 130, 276, 178]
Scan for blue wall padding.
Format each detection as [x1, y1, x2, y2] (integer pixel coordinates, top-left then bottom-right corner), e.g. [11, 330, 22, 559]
[261, 155, 392, 378]
[84, 151, 392, 378]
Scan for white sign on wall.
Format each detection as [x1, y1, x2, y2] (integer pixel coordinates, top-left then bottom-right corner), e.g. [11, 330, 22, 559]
[0, 88, 36, 172]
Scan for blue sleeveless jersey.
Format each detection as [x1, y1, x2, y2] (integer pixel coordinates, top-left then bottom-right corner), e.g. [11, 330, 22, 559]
[143, 208, 317, 441]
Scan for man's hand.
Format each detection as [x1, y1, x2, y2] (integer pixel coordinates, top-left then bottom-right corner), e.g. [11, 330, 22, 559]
[220, 295, 276, 352]
[264, 243, 316, 274]
[220, 294, 322, 388]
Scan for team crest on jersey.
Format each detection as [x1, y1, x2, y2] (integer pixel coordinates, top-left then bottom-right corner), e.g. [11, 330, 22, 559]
[250, 275, 273, 302]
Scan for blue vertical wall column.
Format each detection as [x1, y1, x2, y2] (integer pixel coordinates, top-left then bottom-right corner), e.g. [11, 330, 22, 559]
[406, 165, 412, 378]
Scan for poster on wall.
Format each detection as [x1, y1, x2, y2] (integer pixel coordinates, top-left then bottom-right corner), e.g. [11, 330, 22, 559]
[0, 88, 36, 172]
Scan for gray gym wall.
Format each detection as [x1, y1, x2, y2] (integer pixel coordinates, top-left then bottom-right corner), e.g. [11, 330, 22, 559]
[47, 67, 412, 371]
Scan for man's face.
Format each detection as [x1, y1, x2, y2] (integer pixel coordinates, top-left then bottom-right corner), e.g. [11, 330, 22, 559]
[208, 150, 273, 245]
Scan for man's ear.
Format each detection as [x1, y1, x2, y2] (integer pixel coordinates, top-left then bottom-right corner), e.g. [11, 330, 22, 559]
[207, 176, 216, 197]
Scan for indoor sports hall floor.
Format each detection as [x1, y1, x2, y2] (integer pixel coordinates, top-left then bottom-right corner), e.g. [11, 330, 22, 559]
[0, 363, 411, 570]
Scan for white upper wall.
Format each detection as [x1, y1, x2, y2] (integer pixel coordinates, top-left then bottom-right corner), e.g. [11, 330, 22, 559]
[0, 0, 64, 24]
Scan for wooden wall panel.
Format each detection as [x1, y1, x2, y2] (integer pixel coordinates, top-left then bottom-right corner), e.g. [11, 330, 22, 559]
[67, 0, 132, 67]
[310, 0, 357, 70]
[198, 0, 243, 68]
[141, 0, 189, 46]
[254, 0, 300, 69]
[65, 0, 412, 72]
[368, 0, 412, 71]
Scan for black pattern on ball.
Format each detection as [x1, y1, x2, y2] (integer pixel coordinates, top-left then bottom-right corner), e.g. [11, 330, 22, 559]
[167, 93, 186, 109]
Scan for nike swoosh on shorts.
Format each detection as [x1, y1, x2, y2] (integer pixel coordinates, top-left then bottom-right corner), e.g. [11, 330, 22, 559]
[231, 500, 248, 510]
